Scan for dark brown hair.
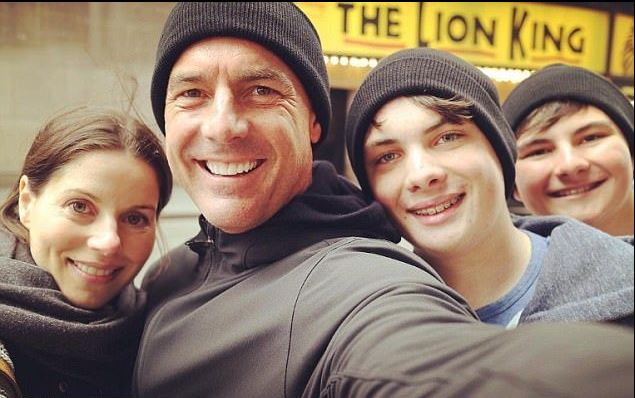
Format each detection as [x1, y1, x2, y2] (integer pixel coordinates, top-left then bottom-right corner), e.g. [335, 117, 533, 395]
[0, 107, 173, 243]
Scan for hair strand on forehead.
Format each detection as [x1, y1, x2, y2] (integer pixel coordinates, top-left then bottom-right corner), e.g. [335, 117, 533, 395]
[516, 100, 587, 139]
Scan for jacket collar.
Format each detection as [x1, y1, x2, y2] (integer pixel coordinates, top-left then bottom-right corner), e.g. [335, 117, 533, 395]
[188, 161, 400, 271]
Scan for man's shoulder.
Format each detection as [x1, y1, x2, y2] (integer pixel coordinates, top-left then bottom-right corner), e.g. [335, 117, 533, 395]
[312, 236, 442, 283]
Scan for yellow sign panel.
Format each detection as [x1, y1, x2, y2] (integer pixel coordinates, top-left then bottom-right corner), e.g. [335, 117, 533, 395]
[420, 2, 609, 72]
[296, 2, 612, 73]
[296, 2, 419, 58]
[609, 13, 634, 78]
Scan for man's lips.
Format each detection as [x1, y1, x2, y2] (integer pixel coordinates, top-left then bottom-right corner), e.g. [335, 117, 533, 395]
[198, 159, 264, 176]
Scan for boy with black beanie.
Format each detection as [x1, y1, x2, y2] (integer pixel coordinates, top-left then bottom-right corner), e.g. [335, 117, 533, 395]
[346, 47, 632, 328]
[502, 64, 634, 235]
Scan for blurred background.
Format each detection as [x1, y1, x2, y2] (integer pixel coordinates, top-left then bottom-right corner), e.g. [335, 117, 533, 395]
[1, 2, 633, 270]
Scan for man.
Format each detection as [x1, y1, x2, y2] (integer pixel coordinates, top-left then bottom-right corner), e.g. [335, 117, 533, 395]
[344, 47, 632, 327]
[502, 64, 634, 236]
[133, 3, 634, 397]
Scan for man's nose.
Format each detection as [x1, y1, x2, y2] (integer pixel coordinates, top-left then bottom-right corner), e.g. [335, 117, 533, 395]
[200, 88, 249, 143]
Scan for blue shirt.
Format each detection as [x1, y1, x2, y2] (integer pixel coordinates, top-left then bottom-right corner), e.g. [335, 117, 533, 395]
[476, 230, 548, 328]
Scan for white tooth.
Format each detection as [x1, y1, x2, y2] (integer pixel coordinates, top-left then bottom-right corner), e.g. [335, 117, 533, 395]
[73, 261, 115, 276]
[206, 161, 258, 176]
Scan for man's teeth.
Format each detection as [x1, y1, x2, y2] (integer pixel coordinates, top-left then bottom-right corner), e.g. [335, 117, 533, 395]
[206, 161, 259, 176]
[72, 261, 115, 276]
[415, 195, 462, 216]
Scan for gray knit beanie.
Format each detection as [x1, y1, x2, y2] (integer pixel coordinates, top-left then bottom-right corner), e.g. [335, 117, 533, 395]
[502, 63, 634, 156]
[151, 2, 331, 142]
[346, 47, 516, 199]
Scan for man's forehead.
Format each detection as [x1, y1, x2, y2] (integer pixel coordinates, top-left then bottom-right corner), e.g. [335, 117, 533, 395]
[169, 37, 299, 85]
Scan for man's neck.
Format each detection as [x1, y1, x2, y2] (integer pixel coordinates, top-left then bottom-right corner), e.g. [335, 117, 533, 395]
[417, 215, 532, 310]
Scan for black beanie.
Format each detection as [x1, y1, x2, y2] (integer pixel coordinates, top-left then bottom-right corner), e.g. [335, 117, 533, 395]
[346, 47, 516, 199]
[151, 2, 331, 142]
[502, 63, 634, 156]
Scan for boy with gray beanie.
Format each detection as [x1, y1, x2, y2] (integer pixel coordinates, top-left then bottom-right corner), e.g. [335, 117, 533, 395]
[503, 64, 634, 235]
[346, 47, 633, 328]
[134, 3, 634, 397]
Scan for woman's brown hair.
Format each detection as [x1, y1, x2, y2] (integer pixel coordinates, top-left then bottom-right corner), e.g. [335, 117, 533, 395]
[0, 107, 173, 243]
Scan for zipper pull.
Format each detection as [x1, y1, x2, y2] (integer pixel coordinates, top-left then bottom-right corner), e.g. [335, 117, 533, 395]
[185, 221, 216, 254]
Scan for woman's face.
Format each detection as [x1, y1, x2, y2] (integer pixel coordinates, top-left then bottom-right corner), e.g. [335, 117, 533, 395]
[19, 150, 160, 309]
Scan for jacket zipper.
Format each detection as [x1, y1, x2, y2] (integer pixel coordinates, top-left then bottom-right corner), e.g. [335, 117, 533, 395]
[133, 222, 217, 395]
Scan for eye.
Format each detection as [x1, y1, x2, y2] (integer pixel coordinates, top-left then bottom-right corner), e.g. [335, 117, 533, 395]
[182, 89, 202, 98]
[580, 133, 604, 143]
[519, 147, 552, 159]
[436, 132, 462, 145]
[253, 86, 275, 96]
[377, 152, 400, 164]
[69, 200, 89, 214]
[125, 213, 150, 227]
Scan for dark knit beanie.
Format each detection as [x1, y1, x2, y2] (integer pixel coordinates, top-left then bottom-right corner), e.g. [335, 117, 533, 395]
[346, 47, 516, 199]
[151, 2, 331, 142]
[502, 63, 634, 156]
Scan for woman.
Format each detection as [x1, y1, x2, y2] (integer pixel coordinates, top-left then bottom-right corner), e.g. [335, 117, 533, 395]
[0, 107, 172, 398]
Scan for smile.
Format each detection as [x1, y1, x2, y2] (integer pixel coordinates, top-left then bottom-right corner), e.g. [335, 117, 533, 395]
[68, 259, 117, 277]
[203, 160, 263, 176]
[411, 194, 465, 216]
[549, 180, 605, 198]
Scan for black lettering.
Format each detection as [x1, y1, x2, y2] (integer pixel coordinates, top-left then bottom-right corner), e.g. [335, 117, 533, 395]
[474, 17, 495, 46]
[337, 3, 354, 34]
[386, 7, 400, 38]
[568, 27, 584, 53]
[361, 5, 380, 35]
[436, 12, 442, 41]
[448, 15, 468, 42]
[511, 7, 528, 60]
[542, 24, 563, 51]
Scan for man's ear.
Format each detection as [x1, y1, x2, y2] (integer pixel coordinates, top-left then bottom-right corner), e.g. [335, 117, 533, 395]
[309, 113, 322, 144]
[18, 175, 34, 228]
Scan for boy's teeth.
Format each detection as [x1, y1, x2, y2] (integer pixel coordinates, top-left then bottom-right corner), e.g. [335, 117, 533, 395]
[415, 195, 461, 216]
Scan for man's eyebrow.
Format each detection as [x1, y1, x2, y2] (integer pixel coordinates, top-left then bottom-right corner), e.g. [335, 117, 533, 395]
[167, 72, 203, 91]
[166, 68, 295, 92]
[236, 67, 295, 92]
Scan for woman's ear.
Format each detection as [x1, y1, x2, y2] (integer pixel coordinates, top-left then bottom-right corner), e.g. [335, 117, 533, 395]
[512, 186, 523, 203]
[18, 175, 34, 228]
